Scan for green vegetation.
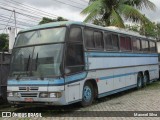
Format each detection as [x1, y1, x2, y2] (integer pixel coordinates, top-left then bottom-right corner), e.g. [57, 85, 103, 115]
[0, 33, 9, 52]
[126, 22, 160, 39]
[81, 0, 156, 28]
[39, 17, 68, 25]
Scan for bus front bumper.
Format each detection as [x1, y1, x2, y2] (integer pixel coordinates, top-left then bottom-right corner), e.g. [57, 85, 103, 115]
[7, 91, 67, 105]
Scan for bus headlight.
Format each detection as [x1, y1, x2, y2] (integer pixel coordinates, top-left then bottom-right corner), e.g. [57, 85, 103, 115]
[49, 92, 62, 98]
[39, 92, 62, 98]
[7, 92, 13, 97]
[13, 92, 20, 97]
[39, 92, 48, 98]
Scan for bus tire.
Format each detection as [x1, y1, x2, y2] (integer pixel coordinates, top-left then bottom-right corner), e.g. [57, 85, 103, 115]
[81, 81, 94, 107]
[143, 73, 149, 87]
[137, 73, 143, 89]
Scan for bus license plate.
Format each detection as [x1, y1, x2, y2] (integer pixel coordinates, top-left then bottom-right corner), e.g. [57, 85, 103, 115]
[25, 98, 33, 102]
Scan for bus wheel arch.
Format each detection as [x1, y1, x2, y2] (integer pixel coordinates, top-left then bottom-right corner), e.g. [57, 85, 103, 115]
[81, 79, 98, 106]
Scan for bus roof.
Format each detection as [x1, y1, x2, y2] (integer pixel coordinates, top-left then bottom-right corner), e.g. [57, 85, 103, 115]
[19, 21, 82, 33]
[20, 21, 155, 40]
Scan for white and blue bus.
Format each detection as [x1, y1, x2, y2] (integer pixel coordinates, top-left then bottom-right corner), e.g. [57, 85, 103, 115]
[7, 21, 159, 106]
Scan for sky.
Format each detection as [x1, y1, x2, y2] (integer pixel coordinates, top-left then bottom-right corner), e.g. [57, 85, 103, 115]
[141, 0, 160, 22]
[17, 0, 160, 22]
[0, 0, 160, 32]
[19, 0, 89, 21]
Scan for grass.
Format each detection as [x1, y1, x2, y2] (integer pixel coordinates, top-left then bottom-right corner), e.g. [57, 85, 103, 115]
[144, 80, 160, 90]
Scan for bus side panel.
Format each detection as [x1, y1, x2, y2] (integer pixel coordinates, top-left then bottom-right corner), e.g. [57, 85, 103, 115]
[86, 52, 159, 98]
[64, 72, 87, 104]
[149, 65, 159, 81]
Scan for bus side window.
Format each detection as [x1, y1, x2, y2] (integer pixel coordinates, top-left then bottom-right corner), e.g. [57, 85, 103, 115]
[94, 31, 103, 49]
[141, 40, 149, 52]
[85, 29, 94, 49]
[104, 33, 112, 50]
[133, 38, 141, 52]
[65, 44, 84, 74]
[126, 37, 132, 51]
[69, 27, 82, 42]
[112, 34, 119, 50]
[120, 36, 132, 51]
[104, 33, 119, 51]
[120, 36, 126, 51]
[150, 41, 156, 52]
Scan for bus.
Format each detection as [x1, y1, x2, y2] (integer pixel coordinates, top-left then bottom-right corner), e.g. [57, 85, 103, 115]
[7, 21, 159, 106]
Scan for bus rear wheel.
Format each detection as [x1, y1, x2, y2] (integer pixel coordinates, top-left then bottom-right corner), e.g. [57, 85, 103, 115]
[143, 73, 149, 87]
[81, 81, 94, 107]
[137, 73, 143, 89]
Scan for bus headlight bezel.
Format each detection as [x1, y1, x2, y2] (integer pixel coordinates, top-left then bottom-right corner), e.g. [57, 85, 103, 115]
[49, 92, 62, 98]
[7, 92, 13, 97]
[13, 92, 20, 97]
[39, 92, 48, 98]
[39, 92, 62, 98]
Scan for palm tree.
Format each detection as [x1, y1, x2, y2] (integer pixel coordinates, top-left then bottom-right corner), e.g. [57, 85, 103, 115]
[81, 0, 156, 28]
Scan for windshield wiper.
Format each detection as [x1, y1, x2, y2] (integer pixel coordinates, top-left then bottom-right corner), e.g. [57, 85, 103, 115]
[26, 55, 30, 71]
[15, 72, 29, 80]
[35, 53, 38, 70]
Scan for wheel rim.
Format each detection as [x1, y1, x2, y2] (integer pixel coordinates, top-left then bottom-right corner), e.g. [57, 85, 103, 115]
[83, 86, 92, 102]
[144, 75, 147, 83]
[138, 76, 142, 87]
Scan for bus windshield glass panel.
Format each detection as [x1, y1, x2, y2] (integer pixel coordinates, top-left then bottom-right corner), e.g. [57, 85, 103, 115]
[15, 27, 66, 47]
[10, 44, 64, 78]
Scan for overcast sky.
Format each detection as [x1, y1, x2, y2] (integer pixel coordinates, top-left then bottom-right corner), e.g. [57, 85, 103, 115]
[20, 0, 89, 21]
[0, 0, 160, 32]
[18, 0, 160, 22]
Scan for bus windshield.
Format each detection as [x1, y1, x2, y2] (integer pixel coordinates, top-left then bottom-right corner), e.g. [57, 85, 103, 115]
[10, 44, 64, 78]
[15, 27, 66, 47]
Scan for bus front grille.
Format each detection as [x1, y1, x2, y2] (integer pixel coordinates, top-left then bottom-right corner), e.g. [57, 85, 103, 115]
[19, 87, 39, 91]
[21, 93, 38, 97]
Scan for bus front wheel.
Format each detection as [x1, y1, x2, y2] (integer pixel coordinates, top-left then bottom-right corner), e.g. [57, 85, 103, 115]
[81, 81, 94, 107]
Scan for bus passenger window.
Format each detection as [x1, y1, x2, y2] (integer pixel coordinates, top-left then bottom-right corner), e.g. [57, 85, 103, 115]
[142, 40, 149, 52]
[104, 33, 112, 50]
[66, 44, 84, 74]
[112, 34, 119, 50]
[126, 37, 132, 51]
[94, 31, 103, 49]
[85, 29, 94, 49]
[150, 41, 156, 52]
[133, 38, 141, 51]
[69, 27, 82, 42]
[120, 36, 132, 51]
[120, 36, 126, 50]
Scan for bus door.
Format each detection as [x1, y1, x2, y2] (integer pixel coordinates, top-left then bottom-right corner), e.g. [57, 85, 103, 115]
[65, 26, 85, 103]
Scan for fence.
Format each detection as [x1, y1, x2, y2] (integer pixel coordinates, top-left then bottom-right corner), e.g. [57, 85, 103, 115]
[0, 52, 11, 100]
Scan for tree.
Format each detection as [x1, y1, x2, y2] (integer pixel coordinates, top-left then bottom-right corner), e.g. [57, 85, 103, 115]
[126, 22, 160, 39]
[156, 23, 160, 40]
[39, 17, 68, 25]
[0, 33, 9, 52]
[81, 0, 156, 28]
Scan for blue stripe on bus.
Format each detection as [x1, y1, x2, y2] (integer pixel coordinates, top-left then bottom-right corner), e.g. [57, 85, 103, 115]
[65, 72, 87, 83]
[7, 72, 87, 86]
[99, 72, 137, 80]
[7, 69, 157, 86]
[8, 78, 65, 86]
[98, 84, 137, 98]
[99, 69, 156, 80]
[85, 52, 158, 57]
